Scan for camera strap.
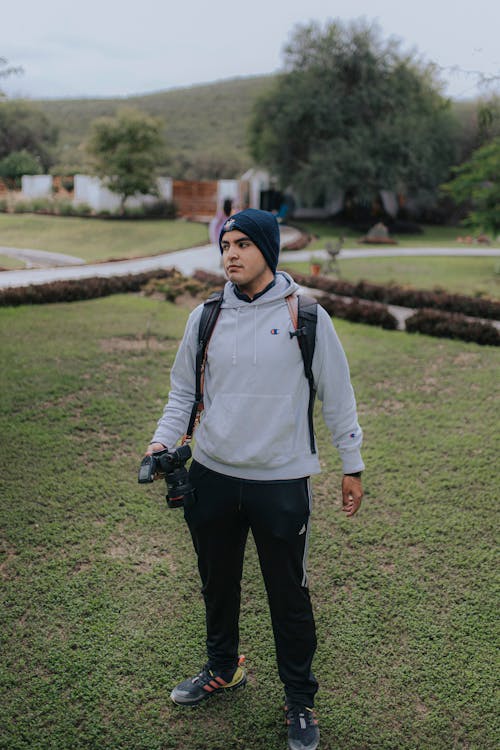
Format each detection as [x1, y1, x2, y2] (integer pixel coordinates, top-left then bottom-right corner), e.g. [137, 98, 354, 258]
[183, 290, 225, 444]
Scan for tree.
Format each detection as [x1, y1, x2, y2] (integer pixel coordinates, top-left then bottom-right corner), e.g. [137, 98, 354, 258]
[87, 108, 166, 211]
[0, 150, 42, 187]
[0, 100, 58, 170]
[248, 19, 457, 216]
[442, 136, 500, 236]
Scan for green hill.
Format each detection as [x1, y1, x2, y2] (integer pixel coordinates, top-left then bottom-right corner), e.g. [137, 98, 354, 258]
[36, 75, 277, 179]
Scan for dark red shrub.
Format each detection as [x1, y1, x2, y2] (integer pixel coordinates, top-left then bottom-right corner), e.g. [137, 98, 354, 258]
[405, 309, 500, 346]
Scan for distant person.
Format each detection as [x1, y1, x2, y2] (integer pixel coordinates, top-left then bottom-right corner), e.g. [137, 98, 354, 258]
[209, 198, 233, 245]
[276, 193, 295, 223]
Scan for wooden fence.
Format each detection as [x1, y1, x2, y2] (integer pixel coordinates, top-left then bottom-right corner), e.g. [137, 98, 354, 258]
[172, 180, 218, 220]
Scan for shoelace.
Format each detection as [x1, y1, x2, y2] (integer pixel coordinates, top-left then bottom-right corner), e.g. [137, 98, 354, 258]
[192, 666, 228, 690]
[285, 704, 318, 730]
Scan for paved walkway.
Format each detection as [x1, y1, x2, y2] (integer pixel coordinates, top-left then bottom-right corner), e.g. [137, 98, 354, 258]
[0, 246, 85, 268]
[1, 239, 499, 290]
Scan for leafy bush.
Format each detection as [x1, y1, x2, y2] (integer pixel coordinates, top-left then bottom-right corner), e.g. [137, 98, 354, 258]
[56, 200, 76, 216]
[101, 200, 177, 220]
[405, 309, 500, 346]
[122, 205, 145, 219]
[0, 149, 42, 188]
[288, 271, 500, 321]
[142, 199, 177, 219]
[73, 202, 92, 216]
[12, 201, 34, 214]
[31, 198, 55, 213]
[0, 199, 8, 213]
[142, 273, 211, 302]
[11, 198, 55, 214]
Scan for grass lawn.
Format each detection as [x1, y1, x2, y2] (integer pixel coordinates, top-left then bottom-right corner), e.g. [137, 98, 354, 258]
[0, 254, 26, 270]
[282, 256, 500, 299]
[0, 295, 498, 750]
[0, 214, 209, 264]
[295, 221, 500, 250]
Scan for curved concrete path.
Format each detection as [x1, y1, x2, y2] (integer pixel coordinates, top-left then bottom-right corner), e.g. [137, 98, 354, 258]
[0, 231, 499, 290]
[0, 246, 85, 268]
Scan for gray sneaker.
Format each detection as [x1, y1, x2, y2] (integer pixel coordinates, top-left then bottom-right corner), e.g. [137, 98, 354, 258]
[285, 703, 320, 750]
[170, 660, 246, 706]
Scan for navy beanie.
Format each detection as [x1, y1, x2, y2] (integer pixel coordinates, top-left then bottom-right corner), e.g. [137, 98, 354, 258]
[219, 208, 280, 273]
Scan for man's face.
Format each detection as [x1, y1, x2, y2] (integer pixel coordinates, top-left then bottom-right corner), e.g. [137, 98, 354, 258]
[221, 230, 274, 298]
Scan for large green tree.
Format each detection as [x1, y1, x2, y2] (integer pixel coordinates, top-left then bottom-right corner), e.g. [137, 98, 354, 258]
[0, 100, 58, 171]
[87, 108, 166, 210]
[249, 20, 457, 214]
[442, 136, 500, 236]
[0, 149, 42, 187]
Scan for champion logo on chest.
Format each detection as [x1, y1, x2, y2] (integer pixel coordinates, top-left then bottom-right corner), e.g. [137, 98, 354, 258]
[270, 328, 280, 335]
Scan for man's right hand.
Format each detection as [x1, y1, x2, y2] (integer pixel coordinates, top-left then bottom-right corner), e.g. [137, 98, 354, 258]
[145, 442, 167, 456]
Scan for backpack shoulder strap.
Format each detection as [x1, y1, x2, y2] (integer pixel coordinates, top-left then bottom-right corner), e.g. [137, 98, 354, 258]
[286, 292, 318, 454]
[184, 290, 224, 442]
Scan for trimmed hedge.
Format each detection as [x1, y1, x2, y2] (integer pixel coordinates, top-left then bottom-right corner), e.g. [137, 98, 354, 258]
[405, 309, 500, 346]
[287, 270, 500, 321]
[315, 293, 398, 329]
[2, 267, 497, 346]
[0, 270, 176, 307]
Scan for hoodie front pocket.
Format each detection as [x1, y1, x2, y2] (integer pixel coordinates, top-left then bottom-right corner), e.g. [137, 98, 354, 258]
[199, 392, 295, 467]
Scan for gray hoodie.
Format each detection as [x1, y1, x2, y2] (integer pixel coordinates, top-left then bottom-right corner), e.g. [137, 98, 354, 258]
[152, 271, 364, 480]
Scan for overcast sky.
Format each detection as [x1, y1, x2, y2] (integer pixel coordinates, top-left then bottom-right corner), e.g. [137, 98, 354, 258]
[2, 0, 499, 101]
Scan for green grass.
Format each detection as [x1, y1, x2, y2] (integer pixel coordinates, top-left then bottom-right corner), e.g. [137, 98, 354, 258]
[0, 294, 498, 749]
[0, 214, 209, 264]
[0, 254, 25, 270]
[282, 256, 500, 299]
[296, 221, 500, 250]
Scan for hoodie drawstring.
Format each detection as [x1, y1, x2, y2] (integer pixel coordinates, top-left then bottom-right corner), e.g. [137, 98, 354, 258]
[253, 307, 258, 366]
[232, 308, 239, 366]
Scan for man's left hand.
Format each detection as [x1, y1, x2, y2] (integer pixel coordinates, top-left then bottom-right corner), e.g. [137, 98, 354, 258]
[341, 475, 363, 517]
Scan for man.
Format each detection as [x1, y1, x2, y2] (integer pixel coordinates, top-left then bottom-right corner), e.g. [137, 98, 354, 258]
[146, 208, 364, 750]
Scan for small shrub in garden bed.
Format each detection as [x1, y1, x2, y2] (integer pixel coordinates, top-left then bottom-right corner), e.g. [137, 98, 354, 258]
[12, 200, 35, 214]
[288, 271, 500, 321]
[142, 272, 216, 302]
[56, 200, 76, 216]
[72, 203, 92, 217]
[405, 309, 500, 346]
[192, 269, 226, 288]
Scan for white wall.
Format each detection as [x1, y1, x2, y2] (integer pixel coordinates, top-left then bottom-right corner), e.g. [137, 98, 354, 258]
[21, 175, 53, 198]
[73, 175, 173, 212]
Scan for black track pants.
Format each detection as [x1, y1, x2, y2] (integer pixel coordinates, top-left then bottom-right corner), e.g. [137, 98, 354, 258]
[184, 460, 319, 706]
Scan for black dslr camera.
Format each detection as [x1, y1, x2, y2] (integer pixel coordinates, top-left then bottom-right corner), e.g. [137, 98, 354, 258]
[138, 445, 194, 508]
